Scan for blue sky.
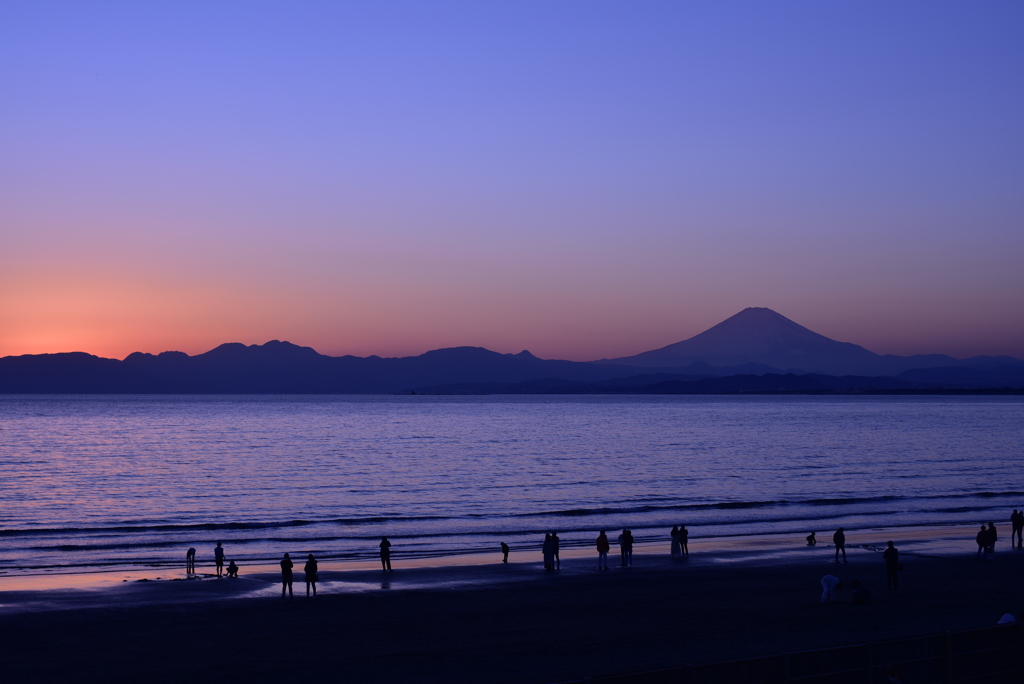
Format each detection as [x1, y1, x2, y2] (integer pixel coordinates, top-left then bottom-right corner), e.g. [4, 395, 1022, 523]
[2, 2, 1022, 360]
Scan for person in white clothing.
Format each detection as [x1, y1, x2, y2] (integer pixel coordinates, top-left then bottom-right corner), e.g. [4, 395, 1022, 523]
[820, 574, 843, 603]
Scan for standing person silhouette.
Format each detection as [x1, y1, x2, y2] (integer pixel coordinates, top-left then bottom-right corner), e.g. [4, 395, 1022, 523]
[214, 542, 225, 577]
[542, 533, 553, 570]
[619, 529, 634, 567]
[186, 547, 196, 575]
[833, 528, 847, 563]
[679, 525, 689, 556]
[883, 541, 899, 589]
[551, 532, 561, 570]
[1012, 510, 1023, 549]
[304, 554, 318, 597]
[596, 530, 610, 570]
[500, 542, 509, 563]
[280, 553, 294, 597]
[670, 525, 681, 559]
[987, 523, 998, 555]
[379, 536, 392, 572]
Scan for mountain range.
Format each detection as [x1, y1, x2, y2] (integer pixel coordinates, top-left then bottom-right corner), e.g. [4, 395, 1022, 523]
[2, 308, 1022, 393]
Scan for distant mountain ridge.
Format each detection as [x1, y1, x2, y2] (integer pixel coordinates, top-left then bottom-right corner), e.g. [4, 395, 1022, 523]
[0, 342, 678, 394]
[1, 308, 1022, 393]
[597, 307, 1022, 377]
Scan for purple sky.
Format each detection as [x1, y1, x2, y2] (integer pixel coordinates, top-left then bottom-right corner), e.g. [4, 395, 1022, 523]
[2, 2, 1022, 361]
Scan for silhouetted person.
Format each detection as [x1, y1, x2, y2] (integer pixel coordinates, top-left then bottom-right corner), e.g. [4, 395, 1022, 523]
[885, 665, 908, 684]
[851, 579, 871, 604]
[186, 547, 196, 574]
[1012, 509, 1023, 549]
[833, 528, 846, 563]
[806, 532, 816, 546]
[618, 529, 634, 567]
[987, 522, 997, 554]
[379, 537, 392, 572]
[280, 553, 294, 597]
[977, 524, 989, 558]
[500, 541, 509, 563]
[670, 525, 681, 558]
[883, 541, 899, 589]
[551, 532, 561, 570]
[679, 525, 689, 556]
[820, 574, 842, 603]
[226, 560, 239, 578]
[542, 533, 554, 570]
[596, 530, 610, 569]
[214, 542, 225, 577]
[304, 554, 318, 596]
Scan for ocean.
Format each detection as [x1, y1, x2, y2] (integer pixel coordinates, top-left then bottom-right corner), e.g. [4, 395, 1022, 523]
[1, 394, 1022, 575]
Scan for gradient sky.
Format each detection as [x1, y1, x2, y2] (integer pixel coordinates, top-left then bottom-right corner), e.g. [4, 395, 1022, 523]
[2, 2, 1022, 361]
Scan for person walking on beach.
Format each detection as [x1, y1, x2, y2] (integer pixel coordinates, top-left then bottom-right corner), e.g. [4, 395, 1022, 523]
[833, 528, 847, 563]
[542, 533, 554, 570]
[679, 525, 689, 556]
[670, 525, 681, 559]
[500, 541, 509, 563]
[883, 541, 899, 590]
[280, 553, 294, 597]
[551, 532, 561, 570]
[618, 529, 634, 567]
[379, 536, 393, 572]
[596, 530, 610, 569]
[214, 542, 225, 577]
[186, 547, 196, 574]
[820, 574, 842, 603]
[304, 554, 318, 597]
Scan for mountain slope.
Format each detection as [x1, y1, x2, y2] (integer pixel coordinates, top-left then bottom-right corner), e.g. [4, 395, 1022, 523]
[599, 308, 882, 374]
[599, 307, 1024, 376]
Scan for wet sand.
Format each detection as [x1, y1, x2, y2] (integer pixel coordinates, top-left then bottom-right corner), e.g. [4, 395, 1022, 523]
[3, 528, 1024, 683]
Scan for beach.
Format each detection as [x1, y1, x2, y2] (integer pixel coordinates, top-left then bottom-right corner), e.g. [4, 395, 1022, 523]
[4, 527, 1024, 683]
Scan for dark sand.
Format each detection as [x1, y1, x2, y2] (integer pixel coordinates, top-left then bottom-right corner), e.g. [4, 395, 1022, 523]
[4, 544, 1024, 684]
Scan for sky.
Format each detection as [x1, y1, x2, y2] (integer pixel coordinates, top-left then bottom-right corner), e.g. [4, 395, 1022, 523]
[2, 2, 1022, 362]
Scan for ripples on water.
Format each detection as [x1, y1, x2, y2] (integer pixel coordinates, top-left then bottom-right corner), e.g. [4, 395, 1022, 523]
[0, 395, 1021, 573]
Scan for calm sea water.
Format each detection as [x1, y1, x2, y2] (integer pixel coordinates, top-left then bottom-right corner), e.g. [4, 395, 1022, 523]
[1, 395, 1022, 574]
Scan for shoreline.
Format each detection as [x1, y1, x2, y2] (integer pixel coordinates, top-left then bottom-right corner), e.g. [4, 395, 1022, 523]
[0, 521, 1010, 609]
[3, 534, 1024, 683]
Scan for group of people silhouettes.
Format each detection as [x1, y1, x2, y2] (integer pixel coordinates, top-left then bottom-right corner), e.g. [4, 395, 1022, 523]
[976, 522, 999, 558]
[278, 552, 319, 597]
[184, 536, 395, 598]
[187, 510, 1023, 599]
[820, 539, 900, 603]
[185, 542, 237, 578]
[535, 526, 687, 571]
[670, 525, 689, 558]
[971, 510, 1024, 558]
[807, 528, 847, 559]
